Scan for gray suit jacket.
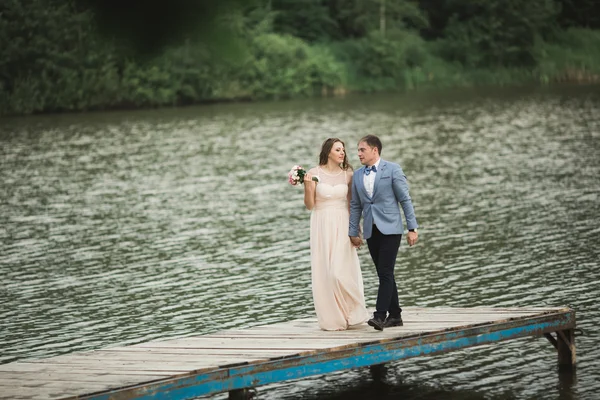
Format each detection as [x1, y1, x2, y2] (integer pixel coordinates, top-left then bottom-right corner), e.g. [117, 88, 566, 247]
[349, 159, 418, 240]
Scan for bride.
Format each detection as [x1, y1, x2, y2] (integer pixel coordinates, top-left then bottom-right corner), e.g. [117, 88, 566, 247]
[303, 138, 369, 331]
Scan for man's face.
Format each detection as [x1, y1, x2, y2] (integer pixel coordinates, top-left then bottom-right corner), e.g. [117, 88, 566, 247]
[357, 141, 378, 166]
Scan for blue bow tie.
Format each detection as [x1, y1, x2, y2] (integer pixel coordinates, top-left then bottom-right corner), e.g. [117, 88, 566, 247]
[364, 165, 377, 175]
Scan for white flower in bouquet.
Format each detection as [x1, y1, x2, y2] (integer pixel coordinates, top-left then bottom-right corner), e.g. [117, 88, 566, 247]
[288, 165, 319, 186]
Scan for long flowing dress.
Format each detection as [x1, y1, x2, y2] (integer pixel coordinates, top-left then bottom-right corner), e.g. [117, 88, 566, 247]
[308, 166, 369, 331]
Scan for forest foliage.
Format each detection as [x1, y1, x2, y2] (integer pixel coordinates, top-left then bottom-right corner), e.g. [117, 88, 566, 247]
[1, 0, 599, 115]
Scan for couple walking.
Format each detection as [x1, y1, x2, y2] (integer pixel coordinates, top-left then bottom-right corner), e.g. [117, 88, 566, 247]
[303, 135, 418, 331]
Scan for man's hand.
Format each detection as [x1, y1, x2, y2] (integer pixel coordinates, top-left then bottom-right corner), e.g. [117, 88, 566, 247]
[407, 231, 418, 247]
[350, 236, 362, 248]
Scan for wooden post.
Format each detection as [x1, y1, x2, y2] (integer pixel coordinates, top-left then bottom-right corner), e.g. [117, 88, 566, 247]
[229, 388, 254, 400]
[369, 363, 387, 381]
[557, 329, 576, 370]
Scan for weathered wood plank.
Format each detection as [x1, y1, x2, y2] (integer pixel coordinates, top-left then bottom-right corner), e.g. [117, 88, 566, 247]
[0, 362, 183, 375]
[30, 351, 272, 363]
[0, 371, 165, 383]
[0, 387, 100, 400]
[100, 347, 299, 356]
[208, 323, 481, 336]
[127, 337, 369, 350]
[398, 307, 566, 312]
[0, 382, 117, 400]
[23, 359, 245, 370]
[0, 380, 110, 390]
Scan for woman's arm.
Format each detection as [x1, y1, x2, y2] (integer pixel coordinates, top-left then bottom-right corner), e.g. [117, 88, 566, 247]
[303, 169, 317, 210]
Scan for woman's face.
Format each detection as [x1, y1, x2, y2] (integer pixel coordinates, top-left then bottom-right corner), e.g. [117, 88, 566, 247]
[328, 141, 346, 164]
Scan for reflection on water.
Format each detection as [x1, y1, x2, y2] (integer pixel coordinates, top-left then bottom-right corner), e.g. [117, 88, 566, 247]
[1, 84, 599, 400]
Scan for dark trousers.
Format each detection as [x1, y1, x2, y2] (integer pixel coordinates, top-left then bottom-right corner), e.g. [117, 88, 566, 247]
[367, 225, 402, 320]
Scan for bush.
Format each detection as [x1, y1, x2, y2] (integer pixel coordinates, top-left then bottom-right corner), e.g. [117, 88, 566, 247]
[535, 28, 600, 83]
[332, 30, 435, 91]
[241, 33, 346, 99]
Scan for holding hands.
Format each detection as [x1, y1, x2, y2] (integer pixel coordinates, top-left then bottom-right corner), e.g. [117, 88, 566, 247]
[350, 236, 363, 248]
[352, 232, 417, 249]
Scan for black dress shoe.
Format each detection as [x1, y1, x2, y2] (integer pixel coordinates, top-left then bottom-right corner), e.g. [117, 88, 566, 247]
[368, 317, 385, 331]
[384, 316, 403, 328]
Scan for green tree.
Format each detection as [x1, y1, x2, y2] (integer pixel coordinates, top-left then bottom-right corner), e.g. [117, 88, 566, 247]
[271, 0, 339, 41]
[415, 0, 452, 39]
[329, 0, 427, 38]
[557, 0, 600, 29]
[77, 0, 257, 56]
[438, 0, 560, 67]
[0, 0, 120, 114]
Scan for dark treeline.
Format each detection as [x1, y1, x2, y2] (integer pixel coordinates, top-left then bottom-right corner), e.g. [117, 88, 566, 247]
[1, 0, 599, 115]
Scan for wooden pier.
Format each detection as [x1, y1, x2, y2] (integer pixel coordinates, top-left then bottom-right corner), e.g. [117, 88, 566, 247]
[0, 306, 576, 400]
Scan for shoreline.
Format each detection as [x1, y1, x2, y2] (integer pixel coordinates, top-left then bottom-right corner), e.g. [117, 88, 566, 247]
[1, 74, 599, 120]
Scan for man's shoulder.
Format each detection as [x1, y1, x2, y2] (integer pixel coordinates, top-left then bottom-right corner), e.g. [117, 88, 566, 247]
[381, 159, 402, 170]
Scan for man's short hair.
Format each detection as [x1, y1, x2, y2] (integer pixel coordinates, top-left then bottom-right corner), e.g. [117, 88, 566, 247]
[359, 135, 382, 154]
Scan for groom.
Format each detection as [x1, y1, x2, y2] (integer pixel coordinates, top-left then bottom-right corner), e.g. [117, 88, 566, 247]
[349, 135, 418, 331]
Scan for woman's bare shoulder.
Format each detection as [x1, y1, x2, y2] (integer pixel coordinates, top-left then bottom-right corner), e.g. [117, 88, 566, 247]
[346, 166, 355, 183]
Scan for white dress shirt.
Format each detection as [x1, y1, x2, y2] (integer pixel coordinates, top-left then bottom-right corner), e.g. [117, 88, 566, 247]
[363, 158, 381, 197]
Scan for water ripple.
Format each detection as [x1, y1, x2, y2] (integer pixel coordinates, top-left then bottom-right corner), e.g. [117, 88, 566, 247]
[1, 85, 599, 399]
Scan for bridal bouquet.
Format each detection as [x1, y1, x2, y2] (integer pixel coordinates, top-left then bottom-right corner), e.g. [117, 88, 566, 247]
[288, 165, 319, 186]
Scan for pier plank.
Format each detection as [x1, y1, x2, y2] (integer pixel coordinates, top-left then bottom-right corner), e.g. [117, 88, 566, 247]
[24, 359, 249, 370]
[126, 337, 371, 350]
[0, 306, 575, 400]
[0, 372, 164, 384]
[101, 347, 300, 356]
[0, 362, 176, 373]
[28, 352, 274, 363]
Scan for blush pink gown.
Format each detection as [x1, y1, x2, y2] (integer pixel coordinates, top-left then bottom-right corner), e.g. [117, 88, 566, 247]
[308, 167, 369, 330]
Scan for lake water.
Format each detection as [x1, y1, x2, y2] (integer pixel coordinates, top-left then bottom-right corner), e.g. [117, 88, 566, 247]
[1, 84, 599, 399]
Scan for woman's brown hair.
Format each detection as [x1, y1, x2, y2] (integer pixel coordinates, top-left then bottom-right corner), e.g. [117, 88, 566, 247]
[318, 137, 351, 170]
